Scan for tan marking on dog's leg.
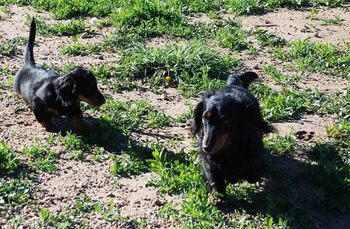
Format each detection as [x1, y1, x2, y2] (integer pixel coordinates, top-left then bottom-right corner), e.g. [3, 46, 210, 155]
[39, 121, 56, 132]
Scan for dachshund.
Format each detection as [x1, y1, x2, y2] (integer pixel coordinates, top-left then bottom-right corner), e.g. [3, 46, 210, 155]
[14, 18, 105, 132]
[191, 71, 274, 197]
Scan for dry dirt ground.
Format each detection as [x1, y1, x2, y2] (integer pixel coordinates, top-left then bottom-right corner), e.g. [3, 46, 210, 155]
[0, 4, 349, 228]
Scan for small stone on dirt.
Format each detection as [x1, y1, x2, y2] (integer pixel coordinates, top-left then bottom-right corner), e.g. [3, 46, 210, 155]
[81, 32, 90, 39]
[154, 199, 166, 206]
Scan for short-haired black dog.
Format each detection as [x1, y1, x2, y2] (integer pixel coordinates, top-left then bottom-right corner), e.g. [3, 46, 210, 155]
[191, 71, 274, 197]
[14, 18, 105, 132]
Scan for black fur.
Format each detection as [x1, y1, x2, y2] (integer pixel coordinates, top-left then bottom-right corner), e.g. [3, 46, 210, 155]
[191, 71, 274, 196]
[14, 18, 105, 132]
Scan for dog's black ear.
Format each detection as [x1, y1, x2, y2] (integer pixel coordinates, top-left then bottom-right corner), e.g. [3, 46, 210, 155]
[238, 71, 259, 89]
[68, 67, 90, 77]
[191, 100, 205, 137]
[244, 103, 275, 134]
[57, 74, 77, 106]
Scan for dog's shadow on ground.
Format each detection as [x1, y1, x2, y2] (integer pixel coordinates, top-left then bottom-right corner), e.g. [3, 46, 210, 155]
[54, 116, 158, 175]
[220, 143, 350, 228]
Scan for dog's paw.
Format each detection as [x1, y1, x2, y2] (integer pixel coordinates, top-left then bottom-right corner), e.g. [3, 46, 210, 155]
[208, 191, 225, 205]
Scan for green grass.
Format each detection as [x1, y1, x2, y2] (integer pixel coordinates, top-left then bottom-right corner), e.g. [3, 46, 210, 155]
[111, 141, 149, 177]
[5, 0, 120, 19]
[252, 84, 317, 121]
[265, 135, 296, 156]
[3, 0, 345, 20]
[37, 195, 124, 227]
[320, 16, 344, 25]
[26, 16, 86, 37]
[0, 37, 26, 57]
[23, 140, 58, 173]
[58, 131, 89, 160]
[263, 64, 301, 86]
[0, 141, 21, 175]
[115, 41, 238, 97]
[0, 179, 32, 207]
[225, 0, 344, 15]
[274, 40, 350, 78]
[99, 100, 173, 134]
[60, 42, 104, 56]
[254, 29, 286, 47]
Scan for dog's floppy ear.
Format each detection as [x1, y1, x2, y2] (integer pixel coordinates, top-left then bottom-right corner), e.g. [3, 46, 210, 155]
[244, 103, 274, 134]
[57, 73, 78, 106]
[68, 67, 90, 77]
[191, 100, 205, 137]
[238, 71, 259, 89]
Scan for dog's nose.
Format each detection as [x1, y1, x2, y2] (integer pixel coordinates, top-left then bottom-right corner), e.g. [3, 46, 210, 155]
[202, 144, 213, 153]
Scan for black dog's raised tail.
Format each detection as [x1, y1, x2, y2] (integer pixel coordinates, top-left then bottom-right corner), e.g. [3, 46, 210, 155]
[227, 71, 259, 89]
[25, 18, 36, 65]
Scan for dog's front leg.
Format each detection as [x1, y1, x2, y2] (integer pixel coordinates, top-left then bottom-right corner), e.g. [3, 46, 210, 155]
[33, 109, 56, 132]
[69, 106, 90, 132]
[200, 153, 226, 196]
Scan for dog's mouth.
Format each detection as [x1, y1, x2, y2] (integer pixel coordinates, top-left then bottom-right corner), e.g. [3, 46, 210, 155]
[202, 132, 230, 155]
[79, 95, 105, 106]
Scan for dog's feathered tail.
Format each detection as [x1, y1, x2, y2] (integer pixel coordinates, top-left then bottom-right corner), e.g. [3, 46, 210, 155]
[24, 18, 36, 65]
[227, 71, 259, 89]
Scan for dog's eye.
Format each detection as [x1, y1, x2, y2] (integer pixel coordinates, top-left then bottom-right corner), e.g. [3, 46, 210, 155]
[204, 112, 213, 120]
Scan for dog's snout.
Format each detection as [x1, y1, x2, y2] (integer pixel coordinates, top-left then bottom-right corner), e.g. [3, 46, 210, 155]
[202, 142, 213, 153]
[202, 132, 215, 153]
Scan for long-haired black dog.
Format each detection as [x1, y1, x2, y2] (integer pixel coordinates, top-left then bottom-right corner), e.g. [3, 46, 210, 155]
[191, 71, 274, 197]
[14, 18, 105, 132]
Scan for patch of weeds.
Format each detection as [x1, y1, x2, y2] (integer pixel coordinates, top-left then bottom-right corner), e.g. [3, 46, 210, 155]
[0, 141, 21, 175]
[26, 16, 86, 36]
[320, 16, 344, 26]
[0, 37, 26, 57]
[42, 62, 77, 75]
[6, 0, 119, 19]
[228, 211, 287, 228]
[148, 147, 201, 194]
[308, 7, 319, 20]
[58, 132, 88, 160]
[317, 86, 349, 117]
[254, 29, 286, 47]
[23, 140, 58, 173]
[327, 118, 350, 139]
[115, 41, 238, 97]
[105, 26, 144, 50]
[148, 147, 227, 227]
[100, 100, 172, 134]
[225, 0, 271, 15]
[111, 141, 149, 177]
[216, 21, 250, 51]
[175, 106, 194, 123]
[39, 208, 73, 228]
[111, 0, 188, 39]
[60, 42, 105, 56]
[274, 40, 350, 78]
[307, 140, 350, 210]
[225, 0, 344, 15]
[91, 64, 139, 91]
[251, 83, 321, 121]
[173, 0, 222, 14]
[0, 179, 32, 207]
[264, 135, 296, 156]
[37, 195, 121, 227]
[262, 64, 301, 86]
